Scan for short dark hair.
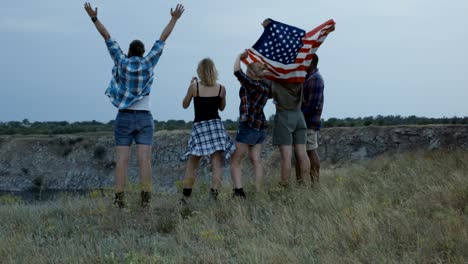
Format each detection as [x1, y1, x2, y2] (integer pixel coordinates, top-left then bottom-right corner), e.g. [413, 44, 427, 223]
[311, 53, 319, 68]
[128, 40, 145, 58]
[308, 53, 319, 73]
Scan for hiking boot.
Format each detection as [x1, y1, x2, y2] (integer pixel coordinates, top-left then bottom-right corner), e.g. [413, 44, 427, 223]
[232, 188, 246, 199]
[210, 188, 219, 201]
[179, 197, 188, 206]
[182, 188, 192, 198]
[180, 188, 192, 206]
[113, 192, 125, 208]
[140, 191, 151, 208]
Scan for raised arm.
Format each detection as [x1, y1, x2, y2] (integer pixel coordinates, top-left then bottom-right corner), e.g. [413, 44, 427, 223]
[182, 77, 197, 109]
[84, 2, 110, 40]
[234, 50, 263, 88]
[233, 50, 248, 73]
[159, 4, 185, 42]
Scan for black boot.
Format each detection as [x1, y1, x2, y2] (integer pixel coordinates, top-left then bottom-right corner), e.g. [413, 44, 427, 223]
[232, 188, 246, 199]
[210, 188, 219, 201]
[140, 191, 151, 208]
[180, 188, 192, 205]
[113, 192, 125, 208]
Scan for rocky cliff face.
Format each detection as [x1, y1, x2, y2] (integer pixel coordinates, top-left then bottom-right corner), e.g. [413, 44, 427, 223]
[0, 125, 467, 191]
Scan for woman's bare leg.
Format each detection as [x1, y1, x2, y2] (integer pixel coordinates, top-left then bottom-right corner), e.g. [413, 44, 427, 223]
[230, 143, 249, 189]
[210, 151, 223, 190]
[184, 155, 201, 189]
[249, 144, 263, 192]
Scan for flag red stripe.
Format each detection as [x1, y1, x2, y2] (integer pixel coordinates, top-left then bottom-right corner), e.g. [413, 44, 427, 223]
[299, 48, 315, 54]
[295, 54, 314, 64]
[248, 54, 315, 74]
[248, 52, 260, 63]
[266, 75, 306, 83]
[302, 40, 323, 47]
[248, 52, 311, 75]
[304, 19, 335, 39]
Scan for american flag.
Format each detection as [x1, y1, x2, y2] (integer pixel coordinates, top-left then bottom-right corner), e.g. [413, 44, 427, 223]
[242, 19, 335, 83]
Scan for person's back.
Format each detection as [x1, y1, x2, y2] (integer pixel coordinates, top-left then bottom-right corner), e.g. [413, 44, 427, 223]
[268, 81, 303, 111]
[116, 56, 154, 86]
[193, 82, 222, 123]
[106, 38, 165, 109]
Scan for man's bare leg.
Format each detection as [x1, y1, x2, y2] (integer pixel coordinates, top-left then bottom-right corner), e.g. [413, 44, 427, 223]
[114, 146, 130, 208]
[115, 146, 131, 193]
[293, 151, 304, 185]
[137, 144, 153, 192]
[137, 144, 153, 207]
[294, 144, 310, 185]
[307, 149, 320, 184]
[278, 145, 293, 186]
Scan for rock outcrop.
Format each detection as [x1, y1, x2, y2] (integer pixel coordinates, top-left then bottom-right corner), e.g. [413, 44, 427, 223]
[0, 125, 467, 191]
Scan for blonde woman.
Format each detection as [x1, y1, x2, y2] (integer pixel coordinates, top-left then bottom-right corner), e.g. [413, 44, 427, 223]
[181, 58, 235, 201]
[230, 50, 271, 198]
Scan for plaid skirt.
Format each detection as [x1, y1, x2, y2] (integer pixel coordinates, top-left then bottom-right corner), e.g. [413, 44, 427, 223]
[181, 119, 235, 161]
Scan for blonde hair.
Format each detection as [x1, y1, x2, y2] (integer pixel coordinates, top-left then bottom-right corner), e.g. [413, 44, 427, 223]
[247, 62, 266, 78]
[197, 58, 218, 86]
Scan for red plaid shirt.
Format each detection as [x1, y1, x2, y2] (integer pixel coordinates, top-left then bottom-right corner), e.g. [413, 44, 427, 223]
[235, 71, 271, 131]
[301, 68, 324, 130]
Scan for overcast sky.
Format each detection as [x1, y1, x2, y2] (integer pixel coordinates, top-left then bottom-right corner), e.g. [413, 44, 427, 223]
[1, 0, 467, 122]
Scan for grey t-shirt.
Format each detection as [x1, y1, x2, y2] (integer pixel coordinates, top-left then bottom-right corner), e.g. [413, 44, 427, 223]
[265, 80, 303, 111]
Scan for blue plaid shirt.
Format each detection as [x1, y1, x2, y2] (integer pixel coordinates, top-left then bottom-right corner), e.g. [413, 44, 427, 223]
[301, 68, 324, 130]
[104, 38, 165, 109]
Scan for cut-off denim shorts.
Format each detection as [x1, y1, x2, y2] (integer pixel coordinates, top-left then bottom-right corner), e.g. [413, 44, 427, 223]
[114, 110, 154, 146]
[235, 121, 267, 145]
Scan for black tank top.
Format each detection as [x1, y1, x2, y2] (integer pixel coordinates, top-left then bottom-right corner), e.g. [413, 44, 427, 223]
[193, 82, 222, 122]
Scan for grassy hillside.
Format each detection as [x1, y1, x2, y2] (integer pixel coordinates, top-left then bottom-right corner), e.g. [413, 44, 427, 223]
[1, 150, 467, 263]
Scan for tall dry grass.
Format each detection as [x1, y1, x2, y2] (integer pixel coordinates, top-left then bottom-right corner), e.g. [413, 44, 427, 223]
[0, 150, 467, 263]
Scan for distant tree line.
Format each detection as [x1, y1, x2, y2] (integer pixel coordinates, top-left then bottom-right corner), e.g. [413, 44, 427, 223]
[1, 116, 467, 135]
[321, 115, 468, 128]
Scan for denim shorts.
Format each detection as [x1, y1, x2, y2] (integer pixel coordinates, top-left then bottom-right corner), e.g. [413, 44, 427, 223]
[114, 110, 154, 146]
[235, 122, 267, 145]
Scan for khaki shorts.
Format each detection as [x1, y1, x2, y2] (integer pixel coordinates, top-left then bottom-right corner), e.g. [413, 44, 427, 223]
[272, 110, 307, 145]
[306, 129, 319, 150]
